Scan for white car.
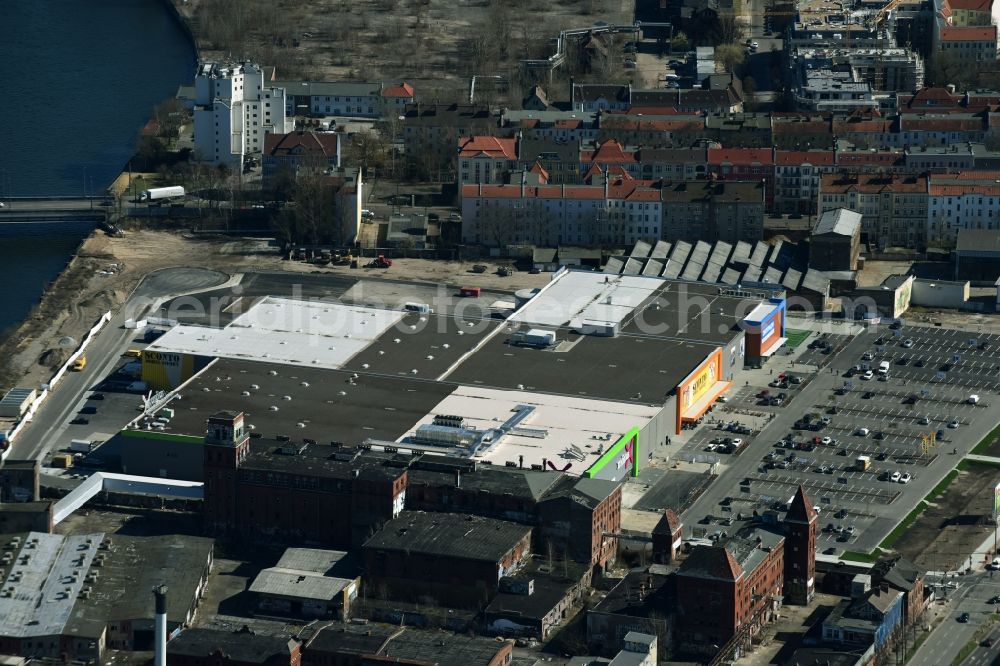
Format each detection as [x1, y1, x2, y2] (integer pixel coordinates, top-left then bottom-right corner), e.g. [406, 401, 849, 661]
[968, 394, 980, 405]
[948, 420, 960, 429]
[890, 471, 901, 482]
[751, 41, 759, 50]
[899, 472, 912, 484]
[706, 443, 718, 452]
[918, 416, 930, 425]
[821, 436, 833, 445]
[861, 370, 874, 380]
[990, 558, 1000, 571]
[730, 438, 743, 447]
[856, 427, 871, 437]
[902, 339, 914, 348]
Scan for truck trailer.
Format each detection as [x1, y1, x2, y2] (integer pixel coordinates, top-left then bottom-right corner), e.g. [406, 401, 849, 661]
[138, 186, 185, 202]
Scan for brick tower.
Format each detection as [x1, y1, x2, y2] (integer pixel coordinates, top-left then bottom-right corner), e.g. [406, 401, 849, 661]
[651, 508, 684, 564]
[203, 410, 249, 535]
[783, 485, 817, 605]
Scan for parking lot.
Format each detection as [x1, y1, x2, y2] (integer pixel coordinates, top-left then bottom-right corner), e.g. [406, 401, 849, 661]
[680, 320, 1000, 554]
[856, 327, 1000, 391]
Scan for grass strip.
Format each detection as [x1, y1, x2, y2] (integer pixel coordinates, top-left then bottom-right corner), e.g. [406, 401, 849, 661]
[972, 423, 1000, 456]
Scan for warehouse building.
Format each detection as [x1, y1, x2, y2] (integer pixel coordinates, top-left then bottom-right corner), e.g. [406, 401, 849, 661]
[128, 270, 782, 482]
[0, 532, 213, 662]
[362, 511, 533, 609]
[249, 548, 361, 620]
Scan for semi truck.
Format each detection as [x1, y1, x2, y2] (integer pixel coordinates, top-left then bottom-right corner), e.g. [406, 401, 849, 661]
[138, 186, 185, 202]
[70, 439, 94, 454]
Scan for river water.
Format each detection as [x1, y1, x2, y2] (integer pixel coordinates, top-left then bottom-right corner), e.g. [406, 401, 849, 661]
[0, 0, 195, 337]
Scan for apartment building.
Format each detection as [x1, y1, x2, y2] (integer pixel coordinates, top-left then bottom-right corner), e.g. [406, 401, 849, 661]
[275, 80, 415, 118]
[193, 60, 293, 167]
[927, 171, 1000, 244]
[818, 174, 929, 249]
[460, 171, 663, 247]
[660, 180, 766, 242]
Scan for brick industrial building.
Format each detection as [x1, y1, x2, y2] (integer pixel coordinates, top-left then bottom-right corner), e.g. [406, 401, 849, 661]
[203, 411, 622, 570]
[674, 487, 817, 656]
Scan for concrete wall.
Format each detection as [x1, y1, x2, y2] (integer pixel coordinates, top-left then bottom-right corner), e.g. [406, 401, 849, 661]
[911, 278, 970, 309]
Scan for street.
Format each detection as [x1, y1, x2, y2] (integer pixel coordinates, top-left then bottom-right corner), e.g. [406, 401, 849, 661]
[911, 573, 1000, 666]
[10, 268, 229, 462]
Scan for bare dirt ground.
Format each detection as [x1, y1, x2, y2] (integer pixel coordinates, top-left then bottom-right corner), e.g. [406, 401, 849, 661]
[0, 229, 548, 394]
[890, 462, 1000, 572]
[171, 0, 634, 92]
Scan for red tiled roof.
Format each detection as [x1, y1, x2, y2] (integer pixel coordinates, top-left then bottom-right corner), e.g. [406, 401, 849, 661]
[529, 161, 550, 183]
[832, 119, 894, 133]
[708, 147, 774, 166]
[899, 117, 985, 132]
[263, 130, 339, 157]
[458, 136, 517, 160]
[554, 119, 583, 129]
[381, 82, 415, 98]
[518, 119, 540, 129]
[616, 106, 685, 115]
[461, 179, 661, 201]
[904, 87, 961, 109]
[940, 25, 997, 41]
[583, 139, 637, 164]
[775, 150, 836, 166]
[933, 170, 1000, 181]
[929, 183, 998, 195]
[949, 0, 990, 11]
[600, 117, 703, 132]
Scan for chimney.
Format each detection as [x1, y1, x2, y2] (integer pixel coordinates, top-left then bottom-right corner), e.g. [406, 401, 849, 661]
[542, 457, 548, 471]
[454, 469, 461, 488]
[153, 585, 168, 666]
[518, 455, 524, 469]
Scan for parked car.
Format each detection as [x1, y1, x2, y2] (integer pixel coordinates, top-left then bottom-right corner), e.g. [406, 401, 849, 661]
[890, 471, 901, 482]
[89, 392, 105, 401]
[862, 370, 874, 380]
[901, 339, 914, 348]
[948, 420, 960, 429]
[856, 427, 870, 436]
[914, 359, 925, 367]
[900, 472, 912, 484]
[958, 612, 970, 623]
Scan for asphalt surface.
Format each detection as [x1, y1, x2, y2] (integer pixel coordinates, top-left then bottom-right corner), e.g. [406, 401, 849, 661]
[11, 268, 229, 461]
[681, 323, 1000, 554]
[912, 573, 1000, 666]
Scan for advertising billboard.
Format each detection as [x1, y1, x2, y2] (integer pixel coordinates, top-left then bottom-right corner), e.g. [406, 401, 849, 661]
[585, 427, 641, 480]
[141, 350, 209, 390]
[681, 354, 720, 411]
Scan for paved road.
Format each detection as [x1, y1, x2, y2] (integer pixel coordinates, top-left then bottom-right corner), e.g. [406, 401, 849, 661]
[0, 198, 106, 212]
[911, 574, 1000, 666]
[10, 268, 229, 461]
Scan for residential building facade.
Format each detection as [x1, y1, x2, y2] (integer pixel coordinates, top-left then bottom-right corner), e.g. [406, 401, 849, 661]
[193, 60, 292, 167]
